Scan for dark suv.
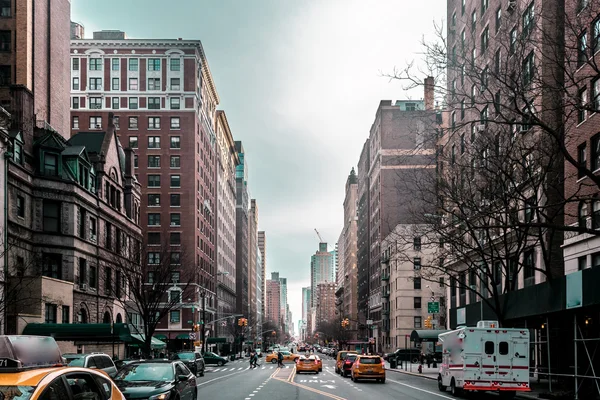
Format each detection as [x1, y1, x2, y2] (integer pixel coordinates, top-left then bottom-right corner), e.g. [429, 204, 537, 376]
[172, 351, 205, 376]
[341, 353, 358, 377]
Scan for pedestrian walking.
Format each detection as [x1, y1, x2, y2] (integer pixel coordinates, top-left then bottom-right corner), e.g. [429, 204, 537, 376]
[252, 352, 259, 368]
[277, 351, 284, 368]
[249, 351, 256, 369]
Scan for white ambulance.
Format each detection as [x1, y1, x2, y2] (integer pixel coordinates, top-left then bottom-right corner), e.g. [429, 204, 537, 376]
[437, 320, 530, 398]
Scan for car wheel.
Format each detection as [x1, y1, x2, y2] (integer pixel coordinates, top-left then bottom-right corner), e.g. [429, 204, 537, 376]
[199, 368, 205, 377]
[217, 361, 224, 367]
[381, 378, 385, 384]
[350, 374, 354, 382]
[450, 378, 462, 397]
[438, 375, 446, 392]
[319, 368, 322, 372]
[271, 359, 278, 364]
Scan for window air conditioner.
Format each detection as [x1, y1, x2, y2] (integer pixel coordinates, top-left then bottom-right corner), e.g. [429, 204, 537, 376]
[95, 124, 102, 129]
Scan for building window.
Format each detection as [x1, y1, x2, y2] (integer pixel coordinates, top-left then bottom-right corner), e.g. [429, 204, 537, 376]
[89, 116, 102, 129]
[170, 194, 181, 207]
[111, 58, 120, 71]
[578, 31, 588, 67]
[471, 10, 477, 33]
[148, 232, 161, 245]
[170, 232, 181, 245]
[578, 143, 587, 178]
[134, 155, 138, 168]
[170, 98, 180, 110]
[414, 277, 421, 290]
[72, 77, 79, 90]
[89, 265, 97, 289]
[578, 256, 587, 271]
[413, 237, 421, 251]
[414, 316, 422, 329]
[148, 155, 161, 168]
[111, 77, 119, 91]
[148, 194, 161, 206]
[451, 144, 455, 165]
[43, 153, 59, 176]
[129, 116, 138, 129]
[170, 310, 181, 323]
[148, 78, 160, 91]
[148, 58, 161, 71]
[170, 78, 181, 90]
[170, 156, 181, 168]
[522, 2, 534, 38]
[129, 78, 138, 90]
[148, 97, 161, 110]
[129, 97, 138, 109]
[170, 117, 181, 129]
[495, 7, 502, 33]
[414, 297, 422, 308]
[481, 0, 488, 14]
[105, 267, 113, 294]
[89, 58, 102, 71]
[170, 137, 181, 149]
[170, 175, 181, 187]
[89, 97, 102, 110]
[578, 89, 587, 124]
[524, 197, 536, 223]
[510, 28, 517, 55]
[592, 78, 600, 111]
[481, 26, 489, 53]
[62, 306, 70, 323]
[149, 252, 160, 265]
[42, 253, 61, 279]
[148, 213, 161, 226]
[592, 134, 600, 170]
[522, 52, 535, 86]
[72, 97, 79, 109]
[169, 290, 181, 303]
[593, 201, 600, 229]
[460, 134, 465, 154]
[45, 304, 57, 323]
[170, 252, 181, 264]
[89, 217, 97, 241]
[129, 58, 138, 71]
[148, 117, 161, 129]
[15, 195, 24, 218]
[0, 65, 9, 86]
[72, 116, 79, 130]
[147, 175, 161, 187]
[579, 201, 588, 229]
[148, 136, 161, 149]
[89, 77, 102, 90]
[128, 136, 138, 149]
[112, 97, 119, 110]
[72, 58, 79, 71]
[170, 58, 180, 71]
[170, 213, 181, 226]
[413, 257, 421, 270]
[524, 249, 535, 287]
[594, 18, 600, 54]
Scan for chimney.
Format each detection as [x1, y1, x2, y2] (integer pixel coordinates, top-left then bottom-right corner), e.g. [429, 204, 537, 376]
[424, 76, 435, 111]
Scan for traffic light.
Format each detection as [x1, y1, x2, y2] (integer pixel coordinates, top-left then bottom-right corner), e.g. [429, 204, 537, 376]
[424, 316, 433, 329]
[341, 318, 350, 328]
[271, 331, 276, 336]
[243, 318, 248, 326]
[193, 324, 200, 332]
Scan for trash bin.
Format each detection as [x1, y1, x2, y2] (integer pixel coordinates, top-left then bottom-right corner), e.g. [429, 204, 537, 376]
[389, 356, 397, 369]
[230, 354, 236, 361]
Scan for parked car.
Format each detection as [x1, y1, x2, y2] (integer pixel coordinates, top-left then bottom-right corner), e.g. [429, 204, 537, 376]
[172, 351, 205, 376]
[114, 360, 197, 400]
[64, 352, 118, 378]
[384, 348, 421, 363]
[202, 351, 228, 366]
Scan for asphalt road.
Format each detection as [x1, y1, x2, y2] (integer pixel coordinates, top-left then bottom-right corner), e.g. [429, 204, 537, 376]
[193, 354, 516, 399]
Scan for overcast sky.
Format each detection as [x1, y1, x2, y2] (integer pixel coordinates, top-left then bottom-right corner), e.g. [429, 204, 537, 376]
[72, 0, 446, 336]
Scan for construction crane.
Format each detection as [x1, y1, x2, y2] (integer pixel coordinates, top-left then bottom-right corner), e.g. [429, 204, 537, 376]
[314, 229, 325, 243]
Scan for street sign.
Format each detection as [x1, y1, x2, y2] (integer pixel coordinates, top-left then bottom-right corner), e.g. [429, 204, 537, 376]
[366, 319, 373, 325]
[428, 301, 440, 313]
[188, 332, 196, 340]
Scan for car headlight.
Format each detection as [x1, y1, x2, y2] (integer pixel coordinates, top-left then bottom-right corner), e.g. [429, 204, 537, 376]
[149, 391, 172, 400]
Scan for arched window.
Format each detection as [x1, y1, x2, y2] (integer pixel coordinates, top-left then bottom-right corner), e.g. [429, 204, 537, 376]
[116, 313, 123, 323]
[78, 308, 88, 323]
[579, 201, 588, 229]
[103, 311, 111, 324]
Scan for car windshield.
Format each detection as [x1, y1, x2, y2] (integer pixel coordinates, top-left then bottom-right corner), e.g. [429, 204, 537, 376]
[0, 386, 35, 400]
[204, 352, 217, 358]
[67, 358, 86, 367]
[115, 363, 174, 382]
[176, 353, 194, 360]
[360, 357, 381, 364]
[346, 355, 357, 361]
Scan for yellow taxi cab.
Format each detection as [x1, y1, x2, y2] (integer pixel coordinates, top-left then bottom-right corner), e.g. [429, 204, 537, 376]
[295, 356, 319, 374]
[265, 350, 300, 364]
[335, 351, 357, 374]
[350, 354, 386, 383]
[0, 335, 125, 399]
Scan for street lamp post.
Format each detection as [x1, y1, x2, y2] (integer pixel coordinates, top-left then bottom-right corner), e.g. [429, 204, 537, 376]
[201, 291, 206, 353]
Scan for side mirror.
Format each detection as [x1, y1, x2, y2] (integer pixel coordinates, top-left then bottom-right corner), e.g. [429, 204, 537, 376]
[178, 375, 189, 382]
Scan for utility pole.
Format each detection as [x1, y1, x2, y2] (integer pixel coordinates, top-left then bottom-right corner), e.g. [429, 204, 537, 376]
[201, 292, 206, 353]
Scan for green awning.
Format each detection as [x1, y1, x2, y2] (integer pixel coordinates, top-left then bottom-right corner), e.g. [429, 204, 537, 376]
[22, 323, 133, 342]
[130, 334, 166, 349]
[206, 337, 226, 344]
[176, 334, 190, 340]
[153, 334, 168, 340]
[410, 330, 449, 343]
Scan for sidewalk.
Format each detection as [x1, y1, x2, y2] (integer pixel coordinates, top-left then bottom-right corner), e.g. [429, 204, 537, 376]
[384, 361, 541, 399]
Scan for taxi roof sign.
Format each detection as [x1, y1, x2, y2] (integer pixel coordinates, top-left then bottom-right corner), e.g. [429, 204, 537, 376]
[0, 336, 64, 371]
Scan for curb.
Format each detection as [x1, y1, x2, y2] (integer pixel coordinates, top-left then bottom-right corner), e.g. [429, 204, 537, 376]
[386, 368, 539, 399]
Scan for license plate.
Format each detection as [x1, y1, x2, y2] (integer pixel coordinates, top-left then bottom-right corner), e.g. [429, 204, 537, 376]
[367, 369, 373, 373]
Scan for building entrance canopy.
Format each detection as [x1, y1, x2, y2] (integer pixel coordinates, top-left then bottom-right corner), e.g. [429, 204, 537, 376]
[410, 330, 449, 343]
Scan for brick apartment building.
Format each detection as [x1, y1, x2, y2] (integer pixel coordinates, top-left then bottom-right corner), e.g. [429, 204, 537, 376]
[265, 278, 280, 327]
[70, 30, 221, 345]
[315, 282, 336, 333]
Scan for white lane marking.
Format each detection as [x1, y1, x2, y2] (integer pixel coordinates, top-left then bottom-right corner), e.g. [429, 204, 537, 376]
[238, 367, 243, 370]
[197, 370, 244, 386]
[249, 395, 255, 397]
[388, 379, 454, 399]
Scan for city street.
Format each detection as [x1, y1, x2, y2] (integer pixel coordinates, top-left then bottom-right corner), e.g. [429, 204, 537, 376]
[194, 355, 515, 399]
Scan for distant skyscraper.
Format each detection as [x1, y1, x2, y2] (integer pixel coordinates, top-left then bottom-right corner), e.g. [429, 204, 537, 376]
[258, 231, 266, 327]
[280, 277, 288, 330]
[301, 287, 311, 322]
[310, 243, 335, 307]
[235, 141, 249, 317]
[265, 278, 281, 327]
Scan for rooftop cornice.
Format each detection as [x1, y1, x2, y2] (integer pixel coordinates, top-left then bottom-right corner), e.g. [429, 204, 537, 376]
[70, 39, 203, 48]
